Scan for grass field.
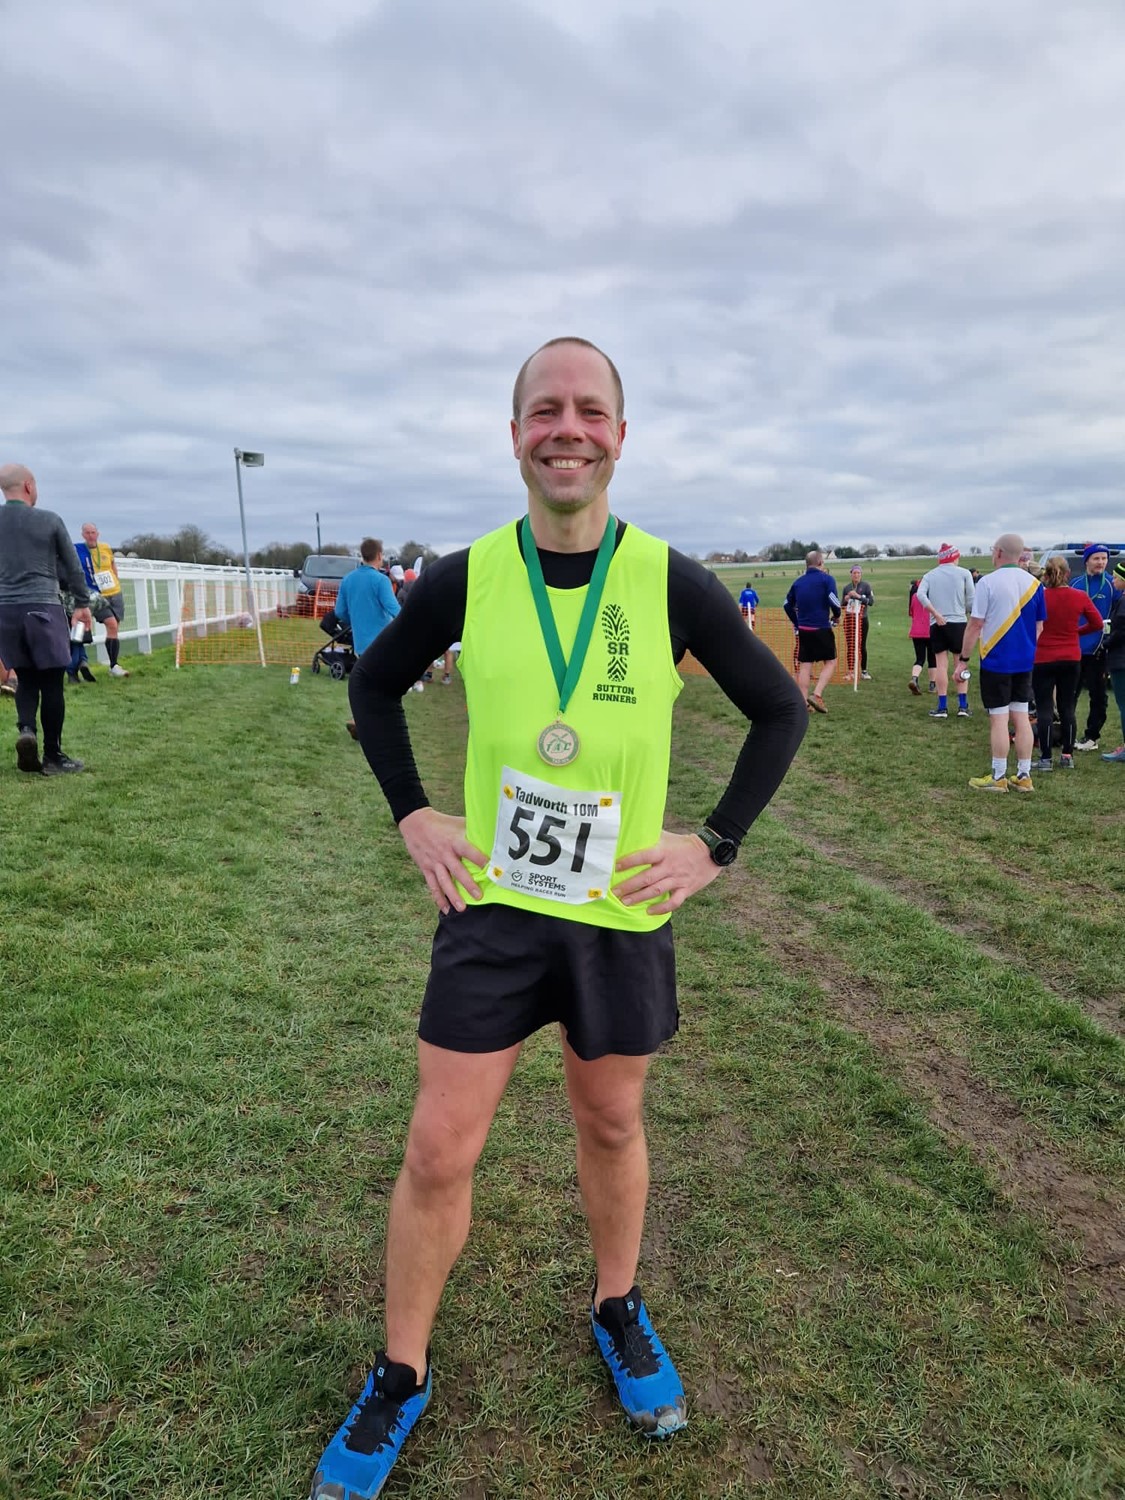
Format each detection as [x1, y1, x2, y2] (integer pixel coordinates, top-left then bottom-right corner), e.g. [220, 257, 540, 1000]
[2, 577, 1123, 1499]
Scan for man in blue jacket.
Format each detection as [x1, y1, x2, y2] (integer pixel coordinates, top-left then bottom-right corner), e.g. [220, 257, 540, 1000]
[783, 551, 841, 713]
[1071, 543, 1115, 751]
[335, 538, 401, 655]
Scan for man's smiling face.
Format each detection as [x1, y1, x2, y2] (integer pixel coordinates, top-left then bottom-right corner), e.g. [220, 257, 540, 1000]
[511, 342, 626, 517]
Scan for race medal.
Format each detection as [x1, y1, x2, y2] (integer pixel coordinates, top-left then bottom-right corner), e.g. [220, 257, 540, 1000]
[537, 720, 580, 767]
[520, 513, 616, 767]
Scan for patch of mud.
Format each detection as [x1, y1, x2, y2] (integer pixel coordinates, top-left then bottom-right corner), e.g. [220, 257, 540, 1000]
[675, 699, 1123, 1040]
[774, 810, 1125, 1044]
[736, 874, 1125, 1309]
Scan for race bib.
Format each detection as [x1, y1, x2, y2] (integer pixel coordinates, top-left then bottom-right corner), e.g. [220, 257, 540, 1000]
[95, 570, 116, 591]
[488, 766, 621, 906]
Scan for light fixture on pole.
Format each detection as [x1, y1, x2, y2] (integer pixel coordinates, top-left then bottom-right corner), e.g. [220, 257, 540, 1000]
[234, 448, 267, 668]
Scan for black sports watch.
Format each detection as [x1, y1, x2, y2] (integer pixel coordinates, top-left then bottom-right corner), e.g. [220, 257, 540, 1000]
[696, 826, 739, 867]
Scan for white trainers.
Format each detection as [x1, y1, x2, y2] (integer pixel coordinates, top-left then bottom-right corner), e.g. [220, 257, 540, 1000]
[1074, 739, 1098, 751]
[109, 664, 130, 678]
[412, 682, 424, 693]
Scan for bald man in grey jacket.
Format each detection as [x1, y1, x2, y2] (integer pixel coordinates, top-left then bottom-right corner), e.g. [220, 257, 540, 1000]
[0, 464, 92, 774]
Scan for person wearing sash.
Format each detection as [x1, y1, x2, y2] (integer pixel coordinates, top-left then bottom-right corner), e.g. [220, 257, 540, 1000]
[308, 339, 807, 1500]
[78, 522, 129, 677]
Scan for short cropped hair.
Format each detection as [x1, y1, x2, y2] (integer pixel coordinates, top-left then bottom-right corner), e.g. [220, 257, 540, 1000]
[359, 538, 382, 563]
[512, 337, 624, 423]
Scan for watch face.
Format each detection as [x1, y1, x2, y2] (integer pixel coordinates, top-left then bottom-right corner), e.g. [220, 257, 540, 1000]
[699, 828, 738, 866]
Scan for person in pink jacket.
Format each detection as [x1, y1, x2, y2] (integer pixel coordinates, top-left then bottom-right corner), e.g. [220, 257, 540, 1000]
[908, 580, 937, 695]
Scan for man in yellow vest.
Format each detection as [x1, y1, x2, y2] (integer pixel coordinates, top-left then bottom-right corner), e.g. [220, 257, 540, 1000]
[80, 523, 130, 677]
[309, 339, 807, 1499]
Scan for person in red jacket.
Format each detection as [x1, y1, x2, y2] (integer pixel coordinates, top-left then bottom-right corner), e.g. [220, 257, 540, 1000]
[1031, 555, 1104, 770]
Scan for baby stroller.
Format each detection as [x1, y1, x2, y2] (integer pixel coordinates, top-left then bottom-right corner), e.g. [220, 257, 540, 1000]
[311, 609, 357, 680]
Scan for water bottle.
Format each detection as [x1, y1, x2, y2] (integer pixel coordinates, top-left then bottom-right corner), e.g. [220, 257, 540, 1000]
[290, 666, 300, 685]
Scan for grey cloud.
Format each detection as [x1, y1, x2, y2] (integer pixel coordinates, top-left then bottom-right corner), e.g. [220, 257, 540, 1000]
[2, 0, 1124, 557]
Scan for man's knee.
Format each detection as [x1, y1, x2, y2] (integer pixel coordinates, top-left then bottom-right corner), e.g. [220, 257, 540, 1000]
[401, 1104, 487, 1192]
[572, 1094, 645, 1154]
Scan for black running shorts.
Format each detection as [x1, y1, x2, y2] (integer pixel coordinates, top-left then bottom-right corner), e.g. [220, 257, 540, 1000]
[797, 626, 836, 663]
[980, 667, 1032, 713]
[929, 620, 966, 656]
[419, 902, 679, 1062]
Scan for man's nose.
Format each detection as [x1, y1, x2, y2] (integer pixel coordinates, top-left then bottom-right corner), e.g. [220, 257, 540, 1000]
[551, 403, 585, 439]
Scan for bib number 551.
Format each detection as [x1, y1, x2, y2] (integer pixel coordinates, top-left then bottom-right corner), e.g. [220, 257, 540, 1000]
[507, 806, 592, 873]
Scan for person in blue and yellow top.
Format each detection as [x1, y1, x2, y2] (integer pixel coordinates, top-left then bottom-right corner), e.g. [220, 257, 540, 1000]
[956, 532, 1047, 793]
[79, 522, 129, 677]
[308, 339, 807, 1499]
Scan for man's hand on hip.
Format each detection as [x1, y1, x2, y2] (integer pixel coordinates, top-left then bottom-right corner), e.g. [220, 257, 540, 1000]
[614, 831, 725, 916]
[399, 808, 487, 915]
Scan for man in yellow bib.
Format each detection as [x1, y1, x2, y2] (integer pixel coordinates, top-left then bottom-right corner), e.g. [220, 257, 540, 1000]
[309, 339, 807, 1499]
[80, 522, 129, 677]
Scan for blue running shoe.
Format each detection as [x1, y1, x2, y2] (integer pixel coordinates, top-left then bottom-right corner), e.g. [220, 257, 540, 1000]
[591, 1287, 687, 1437]
[309, 1353, 431, 1499]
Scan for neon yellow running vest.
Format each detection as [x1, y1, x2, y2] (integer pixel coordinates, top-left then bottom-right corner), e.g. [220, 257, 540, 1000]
[459, 519, 683, 931]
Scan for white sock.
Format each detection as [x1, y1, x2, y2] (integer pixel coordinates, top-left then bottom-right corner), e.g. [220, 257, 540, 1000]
[992, 757, 1007, 780]
[1017, 758, 1031, 777]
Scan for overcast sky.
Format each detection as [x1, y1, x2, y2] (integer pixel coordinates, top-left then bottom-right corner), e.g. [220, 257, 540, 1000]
[4, 0, 1122, 558]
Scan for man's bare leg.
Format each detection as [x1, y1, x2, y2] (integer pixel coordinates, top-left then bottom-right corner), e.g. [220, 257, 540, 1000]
[797, 661, 812, 700]
[988, 710, 1011, 763]
[934, 650, 948, 699]
[561, 1042, 652, 1306]
[384, 1040, 522, 1376]
[565, 1041, 687, 1434]
[814, 659, 836, 698]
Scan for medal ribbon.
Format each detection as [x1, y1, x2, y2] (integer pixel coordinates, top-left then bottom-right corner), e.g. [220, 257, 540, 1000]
[520, 513, 616, 715]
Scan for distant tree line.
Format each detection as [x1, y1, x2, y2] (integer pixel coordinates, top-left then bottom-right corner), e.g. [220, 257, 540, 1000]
[114, 525, 438, 570]
[707, 538, 979, 563]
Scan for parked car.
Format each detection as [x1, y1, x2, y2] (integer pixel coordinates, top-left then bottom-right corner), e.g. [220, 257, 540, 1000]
[290, 554, 360, 616]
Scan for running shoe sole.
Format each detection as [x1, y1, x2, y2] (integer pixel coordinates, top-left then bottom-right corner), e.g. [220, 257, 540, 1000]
[16, 732, 41, 774]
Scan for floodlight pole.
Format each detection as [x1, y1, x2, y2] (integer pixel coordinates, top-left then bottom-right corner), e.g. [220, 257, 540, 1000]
[316, 511, 322, 552]
[234, 447, 267, 668]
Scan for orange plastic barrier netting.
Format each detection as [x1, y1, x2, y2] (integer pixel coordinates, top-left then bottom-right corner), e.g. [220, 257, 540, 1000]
[176, 579, 340, 668]
[179, 593, 865, 681]
[679, 607, 861, 689]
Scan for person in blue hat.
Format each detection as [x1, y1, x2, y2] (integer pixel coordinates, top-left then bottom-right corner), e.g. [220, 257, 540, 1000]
[1071, 543, 1114, 750]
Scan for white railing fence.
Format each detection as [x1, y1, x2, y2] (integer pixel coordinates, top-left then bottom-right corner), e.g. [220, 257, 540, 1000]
[89, 559, 299, 662]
